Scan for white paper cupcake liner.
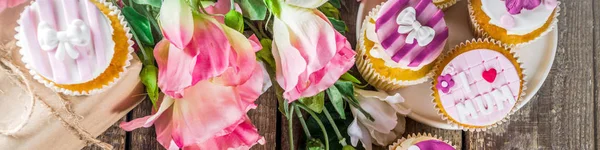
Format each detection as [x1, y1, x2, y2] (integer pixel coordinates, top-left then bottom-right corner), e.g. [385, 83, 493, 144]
[15, 0, 134, 96]
[435, 0, 459, 10]
[430, 38, 528, 131]
[467, 0, 561, 48]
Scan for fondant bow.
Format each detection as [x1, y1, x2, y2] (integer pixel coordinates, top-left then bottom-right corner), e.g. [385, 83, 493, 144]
[396, 7, 435, 47]
[37, 19, 91, 61]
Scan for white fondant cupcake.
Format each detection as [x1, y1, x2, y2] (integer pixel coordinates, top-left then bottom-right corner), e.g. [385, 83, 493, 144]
[431, 39, 526, 131]
[15, 0, 134, 95]
[468, 0, 560, 47]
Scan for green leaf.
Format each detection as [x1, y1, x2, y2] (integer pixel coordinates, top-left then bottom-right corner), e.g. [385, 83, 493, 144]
[264, 0, 282, 17]
[236, 0, 267, 20]
[334, 80, 357, 103]
[329, 0, 341, 8]
[140, 65, 159, 108]
[225, 10, 245, 33]
[318, 2, 340, 19]
[306, 138, 326, 150]
[122, 6, 154, 45]
[340, 72, 361, 84]
[133, 0, 162, 8]
[299, 92, 326, 113]
[328, 17, 348, 34]
[306, 104, 353, 150]
[326, 86, 345, 119]
[256, 39, 276, 68]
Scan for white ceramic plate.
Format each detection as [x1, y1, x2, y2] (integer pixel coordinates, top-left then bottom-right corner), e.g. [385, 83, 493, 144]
[356, 0, 558, 130]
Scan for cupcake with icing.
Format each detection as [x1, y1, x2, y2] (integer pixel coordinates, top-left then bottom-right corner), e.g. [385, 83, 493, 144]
[468, 0, 559, 47]
[433, 0, 457, 10]
[15, 0, 134, 95]
[432, 39, 525, 130]
[357, 0, 449, 91]
[389, 133, 456, 150]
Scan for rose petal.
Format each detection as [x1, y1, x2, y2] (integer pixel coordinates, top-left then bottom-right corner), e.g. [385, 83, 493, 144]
[159, 0, 194, 49]
[154, 39, 195, 98]
[285, 0, 328, 9]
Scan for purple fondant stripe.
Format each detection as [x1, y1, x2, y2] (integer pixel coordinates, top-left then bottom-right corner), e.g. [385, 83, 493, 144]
[426, 10, 444, 27]
[381, 32, 400, 49]
[407, 28, 449, 67]
[391, 41, 417, 62]
[375, 0, 409, 32]
[414, 0, 431, 16]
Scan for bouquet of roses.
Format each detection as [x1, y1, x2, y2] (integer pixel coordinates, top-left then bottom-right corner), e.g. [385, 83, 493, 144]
[94, 0, 409, 149]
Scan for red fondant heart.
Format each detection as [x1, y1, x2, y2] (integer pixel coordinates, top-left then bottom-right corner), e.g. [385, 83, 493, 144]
[482, 68, 497, 83]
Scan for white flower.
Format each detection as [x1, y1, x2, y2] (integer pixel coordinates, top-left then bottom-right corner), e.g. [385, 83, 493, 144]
[347, 89, 411, 150]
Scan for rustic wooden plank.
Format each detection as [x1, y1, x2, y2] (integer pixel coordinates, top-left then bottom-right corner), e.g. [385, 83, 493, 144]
[465, 0, 596, 149]
[82, 118, 127, 150]
[594, 0, 600, 148]
[250, 88, 279, 150]
[128, 99, 165, 150]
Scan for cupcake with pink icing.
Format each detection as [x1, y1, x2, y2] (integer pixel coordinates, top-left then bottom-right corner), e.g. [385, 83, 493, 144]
[357, 0, 449, 91]
[388, 133, 456, 150]
[468, 0, 559, 47]
[432, 38, 525, 130]
[15, 0, 134, 95]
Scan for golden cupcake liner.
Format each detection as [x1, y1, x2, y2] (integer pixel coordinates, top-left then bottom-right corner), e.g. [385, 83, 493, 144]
[356, 4, 436, 91]
[467, 0, 560, 48]
[15, 0, 134, 96]
[435, 0, 458, 10]
[388, 133, 457, 150]
[430, 38, 527, 131]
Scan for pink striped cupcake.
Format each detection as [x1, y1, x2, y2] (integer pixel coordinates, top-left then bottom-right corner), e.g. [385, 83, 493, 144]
[357, 0, 449, 91]
[15, 0, 134, 95]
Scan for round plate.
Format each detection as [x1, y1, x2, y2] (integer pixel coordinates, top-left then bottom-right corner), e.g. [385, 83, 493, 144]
[356, 0, 558, 129]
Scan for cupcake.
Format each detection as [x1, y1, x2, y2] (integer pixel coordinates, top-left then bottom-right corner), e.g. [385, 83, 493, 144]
[468, 0, 559, 47]
[15, 0, 134, 95]
[389, 133, 456, 150]
[433, 0, 457, 10]
[432, 39, 525, 130]
[357, 0, 449, 91]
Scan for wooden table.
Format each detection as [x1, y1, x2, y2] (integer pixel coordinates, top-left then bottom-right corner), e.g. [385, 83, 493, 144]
[84, 0, 598, 149]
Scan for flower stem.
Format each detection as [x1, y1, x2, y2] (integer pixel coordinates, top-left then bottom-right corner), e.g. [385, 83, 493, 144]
[294, 105, 312, 138]
[244, 19, 266, 39]
[287, 106, 295, 150]
[323, 108, 347, 146]
[296, 102, 329, 150]
[230, 0, 235, 10]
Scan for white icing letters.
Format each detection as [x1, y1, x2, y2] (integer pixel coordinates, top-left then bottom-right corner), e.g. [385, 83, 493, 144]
[473, 96, 493, 115]
[456, 100, 478, 122]
[456, 85, 517, 121]
[457, 72, 471, 92]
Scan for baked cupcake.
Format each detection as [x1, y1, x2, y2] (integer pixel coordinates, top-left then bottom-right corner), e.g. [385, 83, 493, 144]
[15, 0, 134, 95]
[434, 0, 457, 10]
[357, 0, 449, 91]
[468, 0, 559, 47]
[432, 39, 525, 130]
[389, 133, 456, 150]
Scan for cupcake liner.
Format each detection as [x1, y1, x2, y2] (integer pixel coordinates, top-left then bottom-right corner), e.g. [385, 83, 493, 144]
[430, 38, 528, 131]
[388, 133, 457, 150]
[434, 0, 459, 10]
[15, 0, 134, 96]
[468, 0, 561, 48]
[356, 4, 434, 91]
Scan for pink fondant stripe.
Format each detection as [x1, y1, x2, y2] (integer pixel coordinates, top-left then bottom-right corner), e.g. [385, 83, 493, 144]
[407, 28, 448, 67]
[425, 10, 444, 27]
[391, 42, 416, 61]
[22, 8, 51, 77]
[37, 0, 70, 82]
[63, 0, 92, 81]
[414, 0, 431, 16]
[381, 31, 400, 49]
[84, 0, 107, 68]
[375, 0, 409, 32]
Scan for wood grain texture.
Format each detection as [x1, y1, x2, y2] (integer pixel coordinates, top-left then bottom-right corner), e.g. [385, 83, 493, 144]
[594, 0, 600, 149]
[128, 100, 165, 150]
[250, 88, 278, 150]
[82, 118, 126, 150]
[465, 0, 596, 149]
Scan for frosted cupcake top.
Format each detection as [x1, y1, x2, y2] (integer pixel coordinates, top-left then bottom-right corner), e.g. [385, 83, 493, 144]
[479, 0, 557, 35]
[435, 49, 521, 127]
[17, 0, 115, 84]
[394, 136, 454, 150]
[373, 0, 448, 70]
